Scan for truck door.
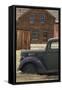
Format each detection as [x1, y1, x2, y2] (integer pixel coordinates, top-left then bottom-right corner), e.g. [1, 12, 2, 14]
[46, 41, 59, 71]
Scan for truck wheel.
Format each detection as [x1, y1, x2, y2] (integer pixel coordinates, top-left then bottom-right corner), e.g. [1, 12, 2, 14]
[21, 63, 37, 74]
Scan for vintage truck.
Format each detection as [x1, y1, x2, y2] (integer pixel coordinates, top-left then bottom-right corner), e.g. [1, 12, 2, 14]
[18, 38, 59, 74]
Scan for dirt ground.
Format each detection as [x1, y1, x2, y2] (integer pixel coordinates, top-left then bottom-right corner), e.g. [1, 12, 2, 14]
[16, 72, 59, 82]
[16, 50, 59, 83]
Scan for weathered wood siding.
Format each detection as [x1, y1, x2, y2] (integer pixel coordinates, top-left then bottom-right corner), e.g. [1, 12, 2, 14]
[16, 9, 55, 50]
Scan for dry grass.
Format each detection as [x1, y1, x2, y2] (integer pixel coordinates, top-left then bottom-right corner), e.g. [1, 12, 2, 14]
[16, 72, 59, 82]
[16, 50, 21, 71]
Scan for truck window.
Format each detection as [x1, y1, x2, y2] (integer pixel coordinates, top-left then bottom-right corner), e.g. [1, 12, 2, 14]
[51, 41, 59, 49]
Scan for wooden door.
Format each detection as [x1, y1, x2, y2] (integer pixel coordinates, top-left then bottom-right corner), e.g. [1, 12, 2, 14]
[16, 30, 30, 50]
[21, 31, 30, 49]
[16, 30, 22, 50]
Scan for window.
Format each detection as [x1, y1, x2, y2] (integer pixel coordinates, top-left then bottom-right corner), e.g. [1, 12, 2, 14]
[40, 15, 45, 23]
[30, 15, 35, 24]
[31, 29, 40, 43]
[43, 30, 48, 42]
[51, 42, 59, 49]
[32, 30, 39, 40]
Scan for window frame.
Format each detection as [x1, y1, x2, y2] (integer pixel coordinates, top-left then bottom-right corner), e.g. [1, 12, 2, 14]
[31, 30, 40, 43]
[29, 15, 35, 24]
[40, 15, 45, 24]
[43, 30, 48, 42]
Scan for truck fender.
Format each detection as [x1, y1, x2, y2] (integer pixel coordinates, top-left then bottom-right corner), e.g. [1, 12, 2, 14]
[19, 56, 47, 73]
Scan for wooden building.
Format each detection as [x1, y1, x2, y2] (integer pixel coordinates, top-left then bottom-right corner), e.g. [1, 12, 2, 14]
[54, 22, 59, 38]
[16, 9, 55, 50]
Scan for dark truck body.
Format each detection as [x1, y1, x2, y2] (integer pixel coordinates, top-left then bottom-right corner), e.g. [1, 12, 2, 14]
[18, 38, 59, 74]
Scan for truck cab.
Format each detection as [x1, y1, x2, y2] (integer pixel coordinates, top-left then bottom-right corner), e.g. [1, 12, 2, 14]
[18, 38, 59, 74]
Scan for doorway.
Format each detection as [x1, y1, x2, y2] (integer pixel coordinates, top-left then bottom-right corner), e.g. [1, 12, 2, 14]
[16, 30, 30, 49]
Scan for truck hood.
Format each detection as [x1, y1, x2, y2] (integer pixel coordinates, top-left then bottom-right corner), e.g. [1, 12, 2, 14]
[21, 49, 45, 53]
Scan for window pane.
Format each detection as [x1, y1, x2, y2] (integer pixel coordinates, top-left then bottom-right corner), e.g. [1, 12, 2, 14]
[30, 15, 35, 24]
[51, 42, 59, 49]
[32, 30, 39, 39]
[40, 15, 45, 23]
[43, 30, 48, 42]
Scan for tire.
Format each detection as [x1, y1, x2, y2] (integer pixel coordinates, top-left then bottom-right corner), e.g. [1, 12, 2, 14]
[21, 63, 37, 74]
